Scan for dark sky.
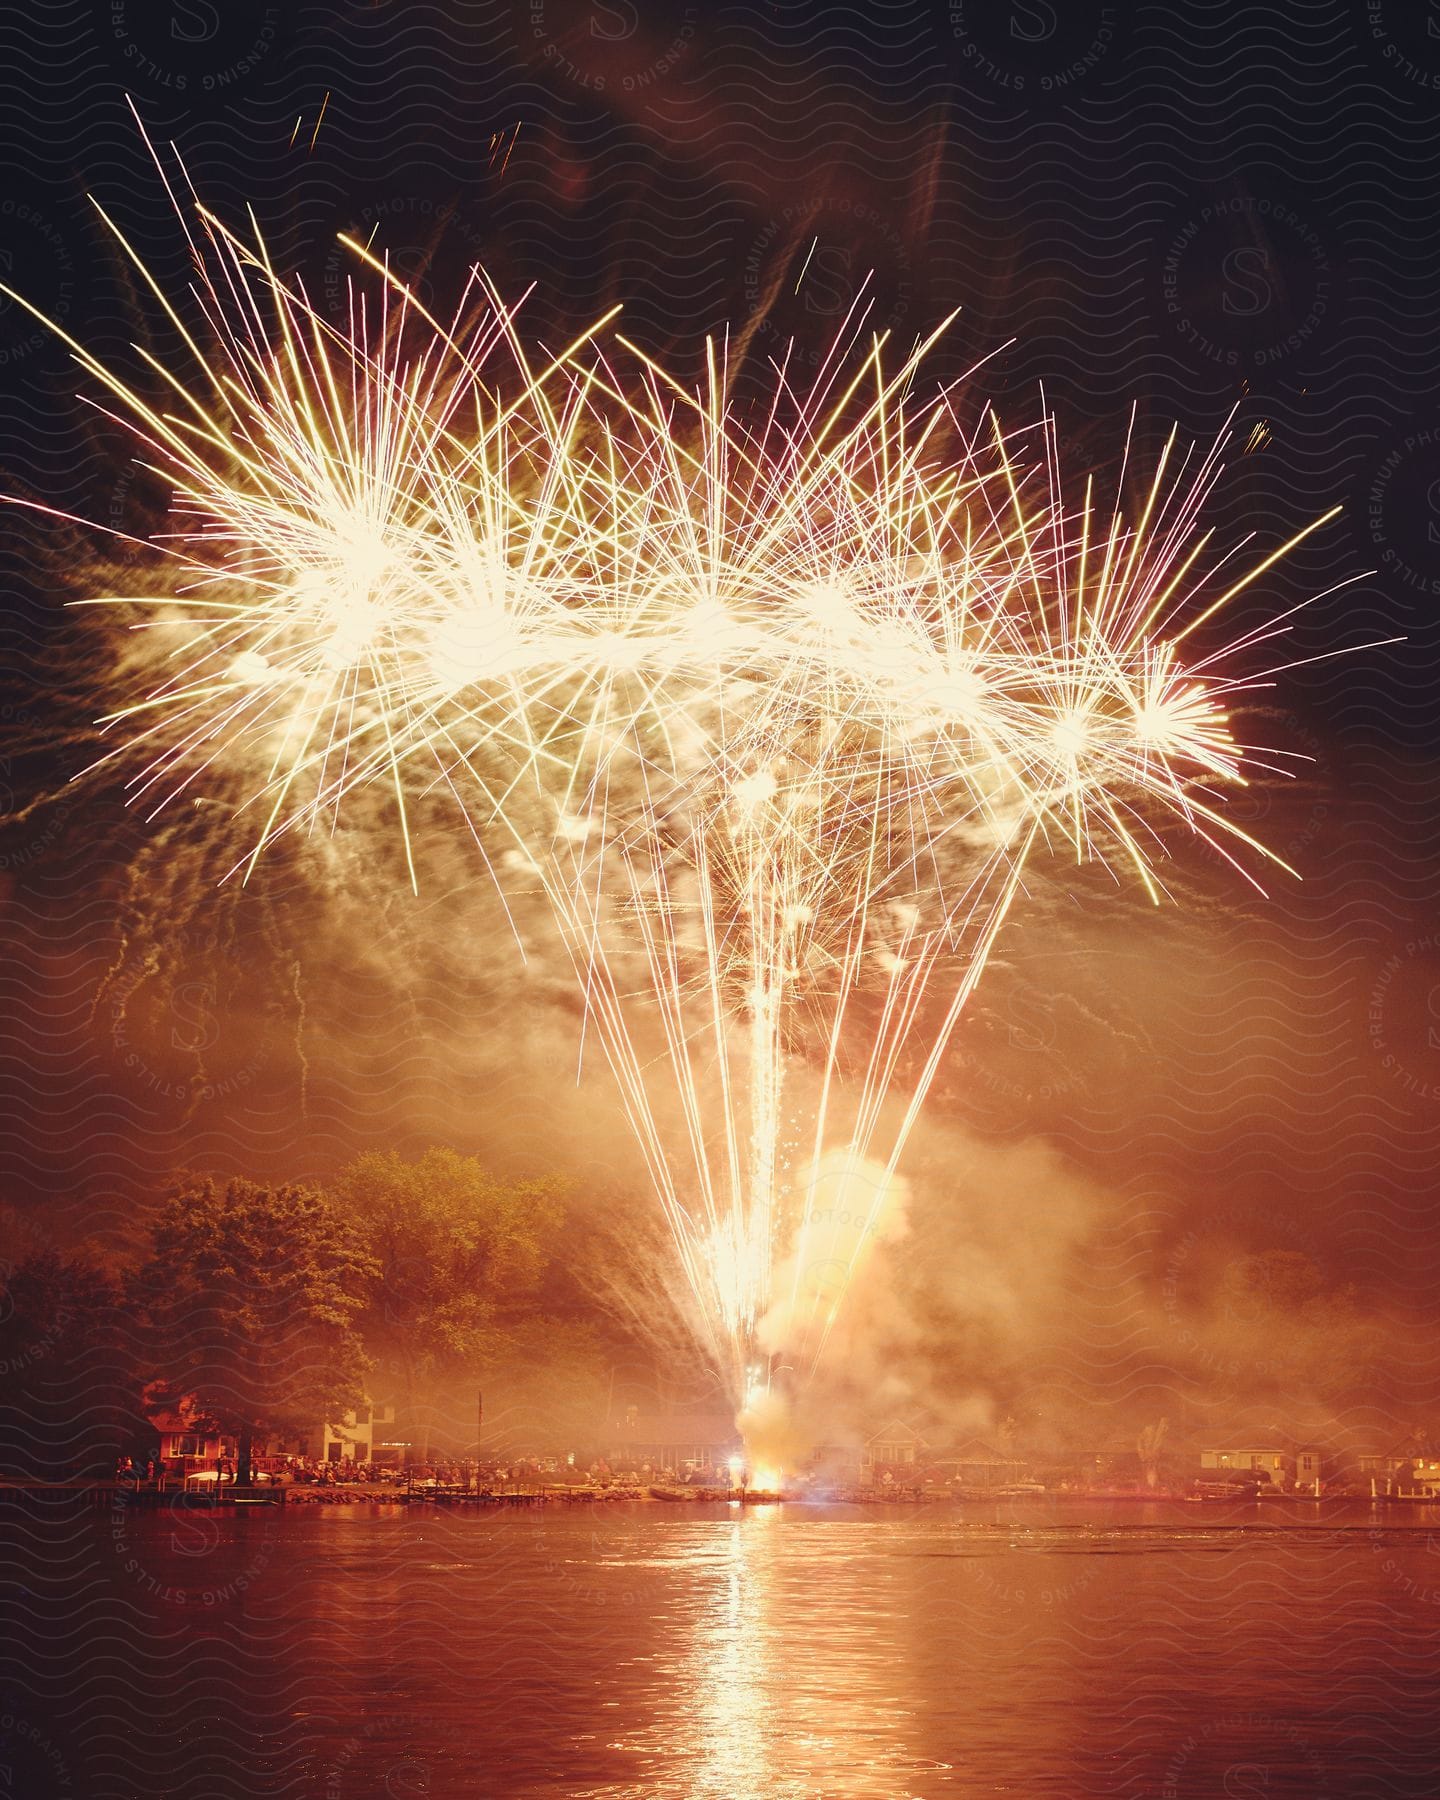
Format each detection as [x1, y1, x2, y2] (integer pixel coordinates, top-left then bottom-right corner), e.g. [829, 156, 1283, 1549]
[0, 1, 1436, 1419]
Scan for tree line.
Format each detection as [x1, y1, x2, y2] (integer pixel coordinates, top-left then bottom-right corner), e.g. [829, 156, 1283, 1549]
[0, 1148, 609, 1483]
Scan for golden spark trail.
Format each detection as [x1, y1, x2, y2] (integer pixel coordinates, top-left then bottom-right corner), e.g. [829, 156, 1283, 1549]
[5, 155, 1370, 1438]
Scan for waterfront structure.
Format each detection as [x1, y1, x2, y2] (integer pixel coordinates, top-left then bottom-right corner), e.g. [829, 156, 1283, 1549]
[606, 1409, 740, 1471]
[1357, 1448, 1440, 1498]
[862, 1421, 930, 1472]
[1198, 1446, 1293, 1487]
[316, 1401, 404, 1465]
[147, 1405, 237, 1478]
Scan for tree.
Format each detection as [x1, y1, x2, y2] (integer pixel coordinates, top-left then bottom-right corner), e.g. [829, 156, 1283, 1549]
[0, 1248, 141, 1478]
[1136, 1417, 1169, 1489]
[130, 1177, 376, 1484]
[1219, 1249, 1381, 1401]
[336, 1148, 565, 1458]
[1222, 1250, 1325, 1320]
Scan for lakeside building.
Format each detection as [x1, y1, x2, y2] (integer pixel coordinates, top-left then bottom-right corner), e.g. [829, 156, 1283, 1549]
[1406, 1459, 1440, 1497]
[316, 1401, 405, 1466]
[856, 1427, 1034, 1489]
[927, 1439, 1033, 1491]
[1357, 1450, 1410, 1486]
[1357, 1448, 1440, 1498]
[140, 1383, 238, 1477]
[808, 1443, 863, 1480]
[147, 1405, 237, 1477]
[863, 1421, 929, 1472]
[142, 1386, 410, 1477]
[1196, 1444, 1328, 1493]
[605, 1408, 740, 1471]
[1198, 1445, 1292, 1486]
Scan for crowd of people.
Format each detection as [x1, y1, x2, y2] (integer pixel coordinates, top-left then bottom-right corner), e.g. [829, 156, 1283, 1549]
[115, 1452, 586, 1490]
[115, 1450, 812, 1492]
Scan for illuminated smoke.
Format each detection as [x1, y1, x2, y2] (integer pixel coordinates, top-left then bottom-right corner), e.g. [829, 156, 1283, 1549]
[5, 140, 1359, 1452]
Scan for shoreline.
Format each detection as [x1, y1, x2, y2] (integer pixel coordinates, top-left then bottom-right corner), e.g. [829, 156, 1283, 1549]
[2, 1480, 1437, 1514]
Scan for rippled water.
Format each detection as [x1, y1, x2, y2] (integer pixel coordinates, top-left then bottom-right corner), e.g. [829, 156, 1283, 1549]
[6, 1496, 1440, 1796]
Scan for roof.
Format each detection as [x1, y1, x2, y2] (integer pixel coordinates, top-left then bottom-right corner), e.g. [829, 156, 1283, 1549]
[865, 1420, 930, 1446]
[938, 1439, 1026, 1461]
[1199, 1445, 1290, 1454]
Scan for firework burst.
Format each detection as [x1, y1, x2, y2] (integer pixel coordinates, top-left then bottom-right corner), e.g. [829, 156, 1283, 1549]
[5, 153, 1360, 1437]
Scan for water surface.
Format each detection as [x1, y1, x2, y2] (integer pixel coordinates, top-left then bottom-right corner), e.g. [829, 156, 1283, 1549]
[5, 1496, 1439, 1796]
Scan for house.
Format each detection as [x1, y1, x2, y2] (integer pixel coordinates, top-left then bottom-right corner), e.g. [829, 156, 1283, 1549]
[144, 1381, 407, 1475]
[148, 1406, 237, 1478]
[1357, 1451, 1410, 1482]
[807, 1442, 863, 1480]
[863, 1420, 928, 1469]
[140, 1383, 236, 1476]
[316, 1401, 404, 1465]
[1358, 1447, 1440, 1497]
[1409, 1459, 1440, 1497]
[1198, 1446, 1293, 1488]
[926, 1438, 1031, 1490]
[605, 1408, 740, 1470]
[862, 1421, 929, 1472]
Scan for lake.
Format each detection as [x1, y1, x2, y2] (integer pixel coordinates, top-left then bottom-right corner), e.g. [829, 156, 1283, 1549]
[4, 1496, 1440, 1797]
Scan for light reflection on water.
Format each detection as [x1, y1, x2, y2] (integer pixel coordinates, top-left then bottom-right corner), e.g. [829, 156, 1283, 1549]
[680, 1513, 778, 1798]
[18, 1497, 1440, 1797]
[615, 1507, 943, 1800]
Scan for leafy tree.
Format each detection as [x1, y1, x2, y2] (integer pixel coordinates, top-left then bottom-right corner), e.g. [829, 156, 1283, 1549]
[1217, 1249, 1381, 1402]
[0, 1248, 141, 1478]
[336, 1148, 565, 1457]
[1222, 1250, 1325, 1320]
[1136, 1417, 1169, 1489]
[130, 1176, 376, 1484]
